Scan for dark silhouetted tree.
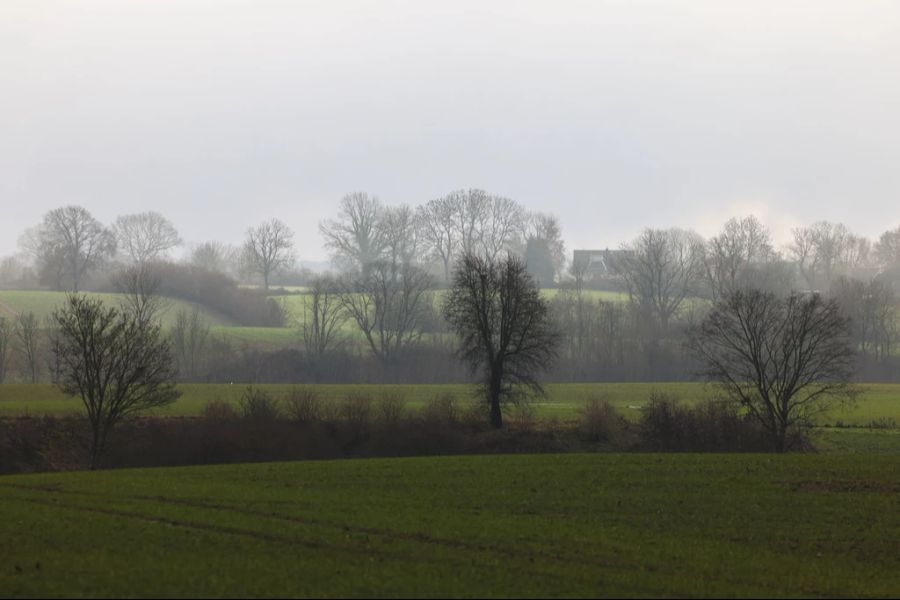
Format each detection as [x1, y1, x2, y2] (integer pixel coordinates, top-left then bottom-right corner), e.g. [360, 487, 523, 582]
[53, 294, 181, 468]
[443, 254, 560, 428]
[690, 289, 857, 451]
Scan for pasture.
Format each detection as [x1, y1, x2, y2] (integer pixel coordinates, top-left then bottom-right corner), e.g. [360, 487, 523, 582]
[0, 290, 236, 328]
[1, 453, 898, 597]
[1, 381, 898, 426]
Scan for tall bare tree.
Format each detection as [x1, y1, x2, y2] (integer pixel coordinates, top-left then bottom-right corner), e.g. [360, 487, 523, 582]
[338, 262, 433, 362]
[704, 216, 775, 299]
[874, 226, 900, 270]
[416, 196, 458, 284]
[789, 221, 870, 291]
[319, 192, 386, 274]
[170, 307, 210, 381]
[478, 194, 527, 262]
[0, 316, 10, 383]
[617, 228, 705, 331]
[450, 189, 491, 258]
[242, 219, 296, 290]
[113, 263, 166, 326]
[443, 254, 560, 428]
[380, 204, 419, 273]
[690, 289, 857, 451]
[113, 211, 181, 265]
[832, 277, 896, 361]
[54, 294, 181, 468]
[300, 275, 347, 358]
[15, 311, 41, 383]
[23, 206, 116, 292]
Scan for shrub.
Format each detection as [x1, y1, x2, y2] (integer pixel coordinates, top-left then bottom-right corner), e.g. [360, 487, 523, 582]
[508, 401, 537, 430]
[285, 387, 323, 423]
[868, 417, 897, 430]
[201, 399, 239, 421]
[638, 392, 773, 452]
[238, 386, 281, 421]
[579, 396, 625, 443]
[340, 392, 373, 432]
[422, 392, 458, 425]
[376, 391, 406, 425]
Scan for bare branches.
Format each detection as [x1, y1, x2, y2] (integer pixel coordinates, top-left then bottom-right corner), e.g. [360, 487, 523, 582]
[617, 228, 705, 331]
[319, 192, 386, 274]
[338, 262, 433, 362]
[443, 254, 560, 428]
[53, 294, 181, 468]
[23, 206, 115, 292]
[788, 221, 870, 291]
[113, 212, 181, 265]
[300, 275, 347, 357]
[243, 219, 296, 290]
[690, 289, 856, 451]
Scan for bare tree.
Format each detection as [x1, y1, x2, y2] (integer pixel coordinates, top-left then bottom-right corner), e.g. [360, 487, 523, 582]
[704, 216, 775, 299]
[113, 263, 166, 326]
[832, 277, 896, 361]
[443, 254, 560, 428]
[789, 221, 870, 291]
[338, 262, 433, 362]
[15, 311, 41, 383]
[617, 228, 705, 331]
[450, 189, 490, 258]
[874, 226, 900, 270]
[0, 316, 10, 383]
[690, 289, 857, 451]
[416, 196, 458, 283]
[170, 307, 210, 381]
[319, 192, 386, 274]
[380, 204, 419, 273]
[190, 241, 236, 274]
[44, 315, 64, 384]
[23, 206, 116, 292]
[478, 194, 527, 262]
[300, 275, 347, 357]
[54, 294, 181, 468]
[113, 211, 181, 265]
[242, 219, 296, 290]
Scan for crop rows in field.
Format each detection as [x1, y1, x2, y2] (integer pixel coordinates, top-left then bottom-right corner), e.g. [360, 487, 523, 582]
[1, 453, 898, 597]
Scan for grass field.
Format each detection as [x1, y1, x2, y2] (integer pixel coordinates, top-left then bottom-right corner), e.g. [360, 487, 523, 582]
[0, 290, 236, 328]
[1, 382, 898, 426]
[0, 453, 898, 597]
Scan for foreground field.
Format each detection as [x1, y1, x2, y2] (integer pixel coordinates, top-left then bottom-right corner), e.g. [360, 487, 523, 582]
[2, 382, 898, 426]
[0, 453, 898, 597]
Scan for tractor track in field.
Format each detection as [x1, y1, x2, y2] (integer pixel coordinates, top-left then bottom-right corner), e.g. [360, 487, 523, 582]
[0, 481, 642, 576]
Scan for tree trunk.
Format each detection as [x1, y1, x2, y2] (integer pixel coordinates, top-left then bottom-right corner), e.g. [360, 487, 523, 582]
[489, 369, 503, 429]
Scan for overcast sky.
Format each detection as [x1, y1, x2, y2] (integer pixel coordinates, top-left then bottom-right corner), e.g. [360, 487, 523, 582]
[2, 0, 899, 262]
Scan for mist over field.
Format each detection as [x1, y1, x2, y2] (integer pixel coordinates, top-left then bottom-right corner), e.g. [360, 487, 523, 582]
[3, 3, 900, 598]
[2, 1, 899, 260]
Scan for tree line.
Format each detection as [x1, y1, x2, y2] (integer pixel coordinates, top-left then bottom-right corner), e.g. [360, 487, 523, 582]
[1, 198, 900, 385]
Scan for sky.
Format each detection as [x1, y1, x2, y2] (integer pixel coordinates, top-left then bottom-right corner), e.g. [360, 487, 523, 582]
[2, 0, 899, 262]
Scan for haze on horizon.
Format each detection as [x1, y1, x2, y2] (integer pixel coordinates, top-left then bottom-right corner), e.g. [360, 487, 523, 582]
[2, 0, 899, 262]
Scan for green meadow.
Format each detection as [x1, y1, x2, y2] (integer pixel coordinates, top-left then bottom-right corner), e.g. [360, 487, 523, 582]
[0, 290, 235, 328]
[1, 381, 898, 426]
[1, 453, 898, 597]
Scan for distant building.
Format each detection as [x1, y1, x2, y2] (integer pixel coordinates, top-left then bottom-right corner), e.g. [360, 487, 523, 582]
[572, 249, 629, 277]
[571, 248, 631, 290]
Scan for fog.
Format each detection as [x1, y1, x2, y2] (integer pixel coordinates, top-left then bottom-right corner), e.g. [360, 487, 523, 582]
[3, 0, 899, 259]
